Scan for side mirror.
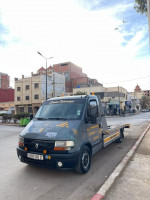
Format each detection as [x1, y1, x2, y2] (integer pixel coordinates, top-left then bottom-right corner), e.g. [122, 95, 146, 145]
[88, 106, 97, 124]
[89, 106, 97, 119]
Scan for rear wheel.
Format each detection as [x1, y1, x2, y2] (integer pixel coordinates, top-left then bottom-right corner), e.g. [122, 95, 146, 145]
[75, 146, 91, 174]
[116, 128, 124, 143]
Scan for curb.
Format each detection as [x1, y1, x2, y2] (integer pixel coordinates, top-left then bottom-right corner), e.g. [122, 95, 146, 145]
[91, 123, 150, 200]
[0, 123, 20, 126]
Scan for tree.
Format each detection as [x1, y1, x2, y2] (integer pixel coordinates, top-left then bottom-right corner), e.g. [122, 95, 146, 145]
[134, 0, 147, 15]
[140, 95, 150, 109]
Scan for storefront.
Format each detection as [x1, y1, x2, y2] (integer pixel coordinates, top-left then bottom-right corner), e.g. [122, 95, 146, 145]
[107, 101, 120, 116]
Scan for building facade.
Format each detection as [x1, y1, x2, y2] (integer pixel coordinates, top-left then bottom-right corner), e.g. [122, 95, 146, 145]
[143, 90, 150, 98]
[15, 69, 65, 114]
[0, 102, 15, 113]
[73, 86, 128, 113]
[0, 72, 10, 89]
[0, 88, 14, 112]
[53, 62, 102, 92]
[130, 84, 150, 101]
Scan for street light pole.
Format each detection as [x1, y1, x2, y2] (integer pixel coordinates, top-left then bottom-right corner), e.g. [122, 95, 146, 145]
[118, 86, 121, 115]
[37, 51, 53, 100]
[52, 72, 55, 97]
[147, 0, 150, 52]
[46, 58, 48, 100]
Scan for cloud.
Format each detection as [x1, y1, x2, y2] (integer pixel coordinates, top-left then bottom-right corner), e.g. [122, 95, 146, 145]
[0, 20, 9, 46]
[0, 0, 149, 92]
[76, 0, 132, 11]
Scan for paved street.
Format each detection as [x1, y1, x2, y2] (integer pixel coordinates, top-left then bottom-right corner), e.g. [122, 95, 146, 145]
[0, 112, 150, 200]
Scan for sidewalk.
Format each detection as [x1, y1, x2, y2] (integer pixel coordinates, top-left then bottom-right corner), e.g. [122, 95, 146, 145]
[104, 128, 150, 200]
[0, 122, 19, 126]
[92, 125, 150, 200]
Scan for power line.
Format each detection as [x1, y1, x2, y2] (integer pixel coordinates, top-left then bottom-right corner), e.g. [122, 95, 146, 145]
[140, 80, 150, 87]
[141, 81, 150, 90]
[9, 75, 150, 85]
[103, 75, 150, 85]
[7, 75, 150, 91]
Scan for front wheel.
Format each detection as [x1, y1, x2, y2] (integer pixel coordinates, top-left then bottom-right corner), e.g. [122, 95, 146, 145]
[75, 146, 91, 174]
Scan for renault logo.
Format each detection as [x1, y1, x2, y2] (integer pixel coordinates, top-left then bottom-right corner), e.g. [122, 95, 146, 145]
[35, 143, 39, 149]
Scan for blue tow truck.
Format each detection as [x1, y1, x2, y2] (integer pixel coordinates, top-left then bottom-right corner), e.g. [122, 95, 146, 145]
[17, 95, 129, 174]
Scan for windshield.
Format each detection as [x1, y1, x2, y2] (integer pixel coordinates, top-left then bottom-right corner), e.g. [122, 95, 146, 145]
[34, 99, 85, 120]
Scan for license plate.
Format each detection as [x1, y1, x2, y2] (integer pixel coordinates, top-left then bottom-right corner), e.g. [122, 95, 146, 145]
[27, 153, 44, 160]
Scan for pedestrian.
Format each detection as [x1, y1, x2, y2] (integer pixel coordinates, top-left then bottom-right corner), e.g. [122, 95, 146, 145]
[30, 113, 33, 121]
[114, 108, 117, 115]
[120, 109, 125, 117]
[124, 106, 126, 115]
[119, 108, 121, 116]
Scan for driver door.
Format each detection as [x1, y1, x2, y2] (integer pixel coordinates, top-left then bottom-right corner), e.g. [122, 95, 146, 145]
[85, 98, 103, 154]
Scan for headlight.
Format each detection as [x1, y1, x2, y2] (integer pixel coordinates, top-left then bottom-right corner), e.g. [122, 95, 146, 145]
[19, 136, 24, 147]
[54, 141, 74, 150]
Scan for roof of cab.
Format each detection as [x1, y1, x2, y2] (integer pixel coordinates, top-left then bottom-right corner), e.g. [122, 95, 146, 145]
[46, 95, 97, 101]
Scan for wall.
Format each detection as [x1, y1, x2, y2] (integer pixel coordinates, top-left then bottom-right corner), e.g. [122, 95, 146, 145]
[70, 62, 84, 79]
[73, 85, 105, 95]
[105, 86, 127, 94]
[73, 86, 127, 109]
[53, 62, 88, 92]
[53, 72, 65, 96]
[15, 72, 65, 113]
[0, 73, 9, 89]
[0, 88, 14, 102]
[40, 73, 65, 98]
[130, 91, 144, 100]
[15, 75, 42, 113]
[0, 101, 14, 111]
[15, 75, 42, 105]
[53, 62, 70, 74]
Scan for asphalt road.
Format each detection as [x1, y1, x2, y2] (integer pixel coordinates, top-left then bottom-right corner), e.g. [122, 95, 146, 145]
[0, 112, 150, 200]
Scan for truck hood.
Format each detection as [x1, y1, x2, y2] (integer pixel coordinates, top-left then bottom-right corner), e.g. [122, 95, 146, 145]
[20, 119, 80, 140]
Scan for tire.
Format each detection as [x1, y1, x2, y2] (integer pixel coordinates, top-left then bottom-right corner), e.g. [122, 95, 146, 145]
[115, 137, 121, 143]
[115, 128, 124, 143]
[75, 146, 91, 174]
[121, 128, 124, 138]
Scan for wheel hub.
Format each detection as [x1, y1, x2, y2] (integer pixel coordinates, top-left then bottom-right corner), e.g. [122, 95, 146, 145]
[82, 151, 89, 169]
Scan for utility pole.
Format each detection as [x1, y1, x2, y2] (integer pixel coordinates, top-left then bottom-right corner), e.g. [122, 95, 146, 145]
[118, 86, 121, 115]
[147, 0, 150, 51]
[37, 52, 53, 100]
[134, 92, 136, 108]
[52, 72, 55, 97]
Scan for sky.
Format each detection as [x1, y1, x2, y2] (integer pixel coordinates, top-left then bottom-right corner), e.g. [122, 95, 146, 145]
[0, 0, 149, 92]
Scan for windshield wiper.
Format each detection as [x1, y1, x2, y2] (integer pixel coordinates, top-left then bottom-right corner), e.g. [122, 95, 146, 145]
[34, 117, 47, 120]
[47, 117, 68, 120]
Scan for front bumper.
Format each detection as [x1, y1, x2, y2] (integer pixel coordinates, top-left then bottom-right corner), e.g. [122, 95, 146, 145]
[17, 147, 79, 169]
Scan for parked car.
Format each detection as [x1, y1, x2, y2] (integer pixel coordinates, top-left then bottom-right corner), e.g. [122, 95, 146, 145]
[142, 109, 149, 112]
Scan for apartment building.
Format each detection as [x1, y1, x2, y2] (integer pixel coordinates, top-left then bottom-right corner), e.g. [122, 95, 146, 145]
[53, 62, 101, 92]
[15, 69, 65, 114]
[73, 86, 127, 109]
[0, 72, 10, 89]
[0, 88, 14, 112]
[103, 86, 127, 108]
[130, 84, 150, 101]
[0, 72, 14, 112]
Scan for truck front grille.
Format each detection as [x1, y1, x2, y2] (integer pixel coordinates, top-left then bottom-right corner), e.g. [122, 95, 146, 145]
[24, 139, 55, 154]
